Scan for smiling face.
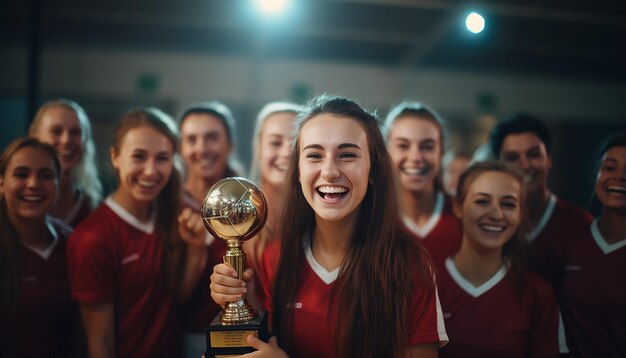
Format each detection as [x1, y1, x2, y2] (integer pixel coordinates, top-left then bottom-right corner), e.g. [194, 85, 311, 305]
[298, 114, 371, 224]
[0, 147, 59, 223]
[595, 146, 626, 210]
[500, 132, 552, 193]
[111, 126, 174, 214]
[180, 113, 231, 183]
[457, 171, 522, 253]
[33, 106, 84, 172]
[388, 116, 442, 194]
[260, 112, 296, 189]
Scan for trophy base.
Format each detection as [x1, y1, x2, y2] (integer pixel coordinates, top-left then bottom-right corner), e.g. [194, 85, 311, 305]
[204, 310, 268, 358]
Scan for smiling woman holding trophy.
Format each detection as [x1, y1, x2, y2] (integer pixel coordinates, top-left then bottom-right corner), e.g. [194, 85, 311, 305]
[210, 95, 448, 358]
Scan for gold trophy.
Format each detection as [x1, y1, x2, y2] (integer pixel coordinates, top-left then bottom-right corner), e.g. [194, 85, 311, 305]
[201, 177, 269, 358]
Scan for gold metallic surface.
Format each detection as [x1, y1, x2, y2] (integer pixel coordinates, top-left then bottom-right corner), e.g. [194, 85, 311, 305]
[209, 330, 258, 348]
[201, 177, 268, 325]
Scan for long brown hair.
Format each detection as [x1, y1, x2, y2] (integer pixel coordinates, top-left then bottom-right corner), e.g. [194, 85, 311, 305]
[272, 95, 434, 357]
[111, 108, 185, 294]
[455, 161, 528, 273]
[0, 137, 61, 311]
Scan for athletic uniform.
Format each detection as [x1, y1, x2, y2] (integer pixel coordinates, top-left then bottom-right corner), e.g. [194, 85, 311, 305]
[258, 236, 448, 358]
[51, 189, 93, 228]
[66, 197, 180, 357]
[403, 192, 463, 270]
[438, 257, 559, 358]
[179, 190, 227, 357]
[526, 194, 593, 275]
[0, 218, 76, 357]
[551, 219, 626, 357]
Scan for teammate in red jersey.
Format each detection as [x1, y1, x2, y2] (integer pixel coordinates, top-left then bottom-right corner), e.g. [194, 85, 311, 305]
[549, 132, 626, 357]
[384, 102, 463, 269]
[177, 102, 246, 356]
[0, 137, 81, 356]
[244, 102, 301, 291]
[29, 99, 102, 228]
[66, 108, 208, 357]
[438, 161, 559, 358]
[488, 113, 592, 274]
[211, 95, 448, 358]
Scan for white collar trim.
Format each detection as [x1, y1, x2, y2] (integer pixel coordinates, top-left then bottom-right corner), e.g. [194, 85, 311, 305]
[403, 191, 444, 238]
[105, 196, 156, 234]
[23, 217, 59, 260]
[304, 234, 339, 285]
[591, 218, 626, 254]
[445, 257, 509, 298]
[527, 194, 557, 242]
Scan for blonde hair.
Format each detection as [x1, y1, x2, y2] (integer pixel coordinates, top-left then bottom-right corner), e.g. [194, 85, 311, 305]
[249, 101, 302, 184]
[29, 99, 102, 209]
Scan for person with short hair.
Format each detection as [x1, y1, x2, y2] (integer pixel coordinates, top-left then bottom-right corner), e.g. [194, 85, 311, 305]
[488, 113, 592, 274]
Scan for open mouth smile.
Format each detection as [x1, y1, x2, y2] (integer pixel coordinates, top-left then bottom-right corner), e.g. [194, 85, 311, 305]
[401, 167, 430, 176]
[607, 185, 626, 196]
[479, 224, 505, 233]
[317, 185, 348, 200]
[20, 195, 45, 203]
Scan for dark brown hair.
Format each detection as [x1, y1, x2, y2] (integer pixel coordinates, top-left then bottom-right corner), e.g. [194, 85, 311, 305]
[272, 95, 434, 357]
[111, 108, 185, 294]
[0, 137, 60, 310]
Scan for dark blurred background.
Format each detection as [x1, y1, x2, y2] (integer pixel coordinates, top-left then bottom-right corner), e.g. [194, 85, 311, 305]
[1, 0, 625, 213]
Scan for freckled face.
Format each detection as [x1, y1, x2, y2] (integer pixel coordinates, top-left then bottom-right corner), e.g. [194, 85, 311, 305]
[298, 114, 370, 224]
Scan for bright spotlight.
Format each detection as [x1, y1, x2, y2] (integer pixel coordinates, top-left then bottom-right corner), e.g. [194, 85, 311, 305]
[465, 12, 485, 34]
[254, 0, 289, 16]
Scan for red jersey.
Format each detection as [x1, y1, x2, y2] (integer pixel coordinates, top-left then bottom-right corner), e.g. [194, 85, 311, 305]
[66, 197, 179, 357]
[551, 219, 626, 358]
[438, 258, 559, 358]
[526, 195, 593, 275]
[403, 192, 463, 270]
[178, 190, 227, 334]
[258, 238, 448, 358]
[51, 189, 94, 228]
[0, 218, 77, 358]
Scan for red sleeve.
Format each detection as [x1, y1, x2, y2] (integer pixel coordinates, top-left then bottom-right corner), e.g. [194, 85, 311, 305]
[66, 222, 117, 303]
[407, 276, 449, 347]
[528, 275, 560, 358]
[258, 240, 280, 312]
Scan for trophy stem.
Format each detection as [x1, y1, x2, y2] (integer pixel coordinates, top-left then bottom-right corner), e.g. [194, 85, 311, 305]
[221, 239, 257, 325]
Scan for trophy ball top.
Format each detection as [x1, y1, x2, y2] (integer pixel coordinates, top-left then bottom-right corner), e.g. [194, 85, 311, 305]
[201, 177, 268, 241]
